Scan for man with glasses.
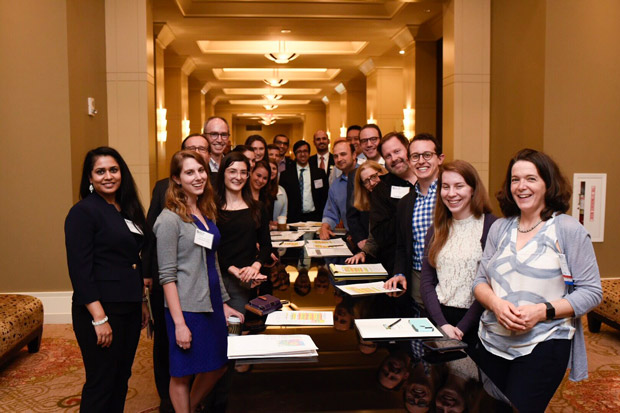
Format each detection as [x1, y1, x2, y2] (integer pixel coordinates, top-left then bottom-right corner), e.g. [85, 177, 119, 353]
[369, 132, 419, 275]
[279, 140, 328, 223]
[358, 124, 385, 166]
[385, 133, 445, 307]
[273, 134, 295, 173]
[202, 116, 230, 173]
[142, 132, 211, 413]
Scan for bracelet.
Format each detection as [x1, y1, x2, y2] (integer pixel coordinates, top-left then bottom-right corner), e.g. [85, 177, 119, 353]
[92, 316, 109, 326]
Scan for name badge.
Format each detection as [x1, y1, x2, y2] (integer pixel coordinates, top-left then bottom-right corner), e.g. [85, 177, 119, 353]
[390, 185, 410, 199]
[125, 219, 143, 235]
[558, 253, 574, 286]
[194, 228, 214, 250]
[314, 179, 324, 189]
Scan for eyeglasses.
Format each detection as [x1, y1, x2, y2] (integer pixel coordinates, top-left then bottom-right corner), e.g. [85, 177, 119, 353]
[362, 172, 381, 187]
[186, 145, 208, 153]
[205, 132, 230, 140]
[360, 136, 379, 145]
[409, 151, 436, 162]
[225, 169, 248, 178]
[274, 140, 289, 147]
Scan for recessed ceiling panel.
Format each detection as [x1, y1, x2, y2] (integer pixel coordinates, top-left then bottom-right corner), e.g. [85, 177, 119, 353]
[213, 68, 340, 81]
[229, 99, 311, 105]
[197, 40, 367, 55]
[222, 88, 322, 95]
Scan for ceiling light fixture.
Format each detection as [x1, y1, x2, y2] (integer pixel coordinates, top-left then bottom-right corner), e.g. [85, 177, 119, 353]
[280, 29, 291, 34]
[399, 49, 405, 55]
[263, 68, 289, 87]
[263, 88, 283, 101]
[265, 41, 298, 64]
[263, 104, 279, 110]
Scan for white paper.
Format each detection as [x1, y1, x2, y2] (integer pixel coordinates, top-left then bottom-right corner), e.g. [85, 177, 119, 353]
[329, 263, 388, 277]
[313, 179, 324, 189]
[305, 238, 347, 248]
[270, 231, 305, 241]
[305, 246, 352, 257]
[288, 221, 322, 228]
[354, 318, 443, 340]
[390, 185, 410, 199]
[271, 240, 305, 248]
[336, 281, 401, 296]
[227, 334, 318, 359]
[125, 219, 143, 235]
[265, 311, 334, 326]
[194, 228, 214, 249]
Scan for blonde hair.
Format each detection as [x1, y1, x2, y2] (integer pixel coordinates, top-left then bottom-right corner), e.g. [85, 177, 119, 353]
[353, 160, 388, 211]
[165, 150, 217, 223]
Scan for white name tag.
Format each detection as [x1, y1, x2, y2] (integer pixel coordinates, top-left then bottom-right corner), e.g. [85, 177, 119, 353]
[194, 228, 214, 250]
[390, 185, 410, 199]
[314, 179, 324, 189]
[125, 219, 143, 235]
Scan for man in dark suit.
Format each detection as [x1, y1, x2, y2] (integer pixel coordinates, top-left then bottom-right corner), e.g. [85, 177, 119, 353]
[279, 140, 329, 223]
[142, 133, 210, 413]
[309, 130, 335, 178]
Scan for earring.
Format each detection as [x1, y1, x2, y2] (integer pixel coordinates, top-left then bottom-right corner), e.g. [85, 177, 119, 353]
[89, 184, 94, 193]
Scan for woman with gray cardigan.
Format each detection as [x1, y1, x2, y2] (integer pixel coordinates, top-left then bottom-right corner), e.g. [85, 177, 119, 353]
[473, 149, 602, 412]
[154, 150, 243, 413]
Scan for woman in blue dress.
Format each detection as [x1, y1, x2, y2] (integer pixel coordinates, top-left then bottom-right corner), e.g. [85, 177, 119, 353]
[154, 150, 244, 413]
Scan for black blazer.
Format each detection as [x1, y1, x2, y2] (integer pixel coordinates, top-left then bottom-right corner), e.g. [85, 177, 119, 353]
[141, 178, 169, 289]
[65, 192, 143, 305]
[345, 167, 369, 247]
[279, 162, 328, 223]
[309, 153, 335, 178]
[393, 190, 419, 282]
[369, 173, 416, 274]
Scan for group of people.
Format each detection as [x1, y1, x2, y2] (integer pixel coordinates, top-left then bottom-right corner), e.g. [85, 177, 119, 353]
[65, 116, 602, 412]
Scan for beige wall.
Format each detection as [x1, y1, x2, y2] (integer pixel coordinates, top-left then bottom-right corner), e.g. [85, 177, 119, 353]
[490, 0, 620, 276]
[0, 1, 75, 292]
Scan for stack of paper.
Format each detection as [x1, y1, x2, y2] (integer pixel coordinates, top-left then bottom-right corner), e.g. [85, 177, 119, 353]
[265, 310, 334, 326]
[329, 263, 388, 281]
[354, 318, 443, 341]
[271, 240, 305, 248]
[288, 222, 322, 230]
[227, 334, 318, 359]
[336, 281, 401, 296]
[270, 230, 305, 241]
[305, 238, 352, 257]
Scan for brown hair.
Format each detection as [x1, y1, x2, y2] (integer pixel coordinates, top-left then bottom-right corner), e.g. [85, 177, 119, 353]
[496, 148, 571, 220]
[427, 160, 492, 267]
[165, 150, 217, 223]
[378, 131, 409, 158]
[353, 160, 388, 211]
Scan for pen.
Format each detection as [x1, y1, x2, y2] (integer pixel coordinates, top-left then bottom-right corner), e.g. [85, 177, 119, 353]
[386, 319, 401, 329]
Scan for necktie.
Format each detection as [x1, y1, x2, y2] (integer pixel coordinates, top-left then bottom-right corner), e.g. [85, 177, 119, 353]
[319, 156, 325, 172]
[299, 168, 305, 209]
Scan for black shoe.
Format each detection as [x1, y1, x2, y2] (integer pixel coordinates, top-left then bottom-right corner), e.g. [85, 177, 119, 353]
[159, 397, 175, 413]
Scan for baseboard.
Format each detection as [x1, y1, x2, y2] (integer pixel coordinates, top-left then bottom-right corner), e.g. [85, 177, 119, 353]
[14, 291, 73, 324]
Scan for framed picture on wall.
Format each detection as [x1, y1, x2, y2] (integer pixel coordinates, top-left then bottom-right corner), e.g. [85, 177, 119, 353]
[572, 173, 606, 242]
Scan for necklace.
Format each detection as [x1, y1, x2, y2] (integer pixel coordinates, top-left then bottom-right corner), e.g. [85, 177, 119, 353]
[517, 216, 543, 233]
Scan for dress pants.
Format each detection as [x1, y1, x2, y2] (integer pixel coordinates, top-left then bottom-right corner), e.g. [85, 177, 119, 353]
[73, 302, 142, 413]
[151, 286, 171, 401]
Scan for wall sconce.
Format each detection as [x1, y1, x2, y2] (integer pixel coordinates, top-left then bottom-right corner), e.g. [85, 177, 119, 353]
[403, 108, 415, 140]
[340, 125, 347, 138]
[157, 107, 167, 142]
[182, 119, 190, 138]
[367, 115, 376, 125]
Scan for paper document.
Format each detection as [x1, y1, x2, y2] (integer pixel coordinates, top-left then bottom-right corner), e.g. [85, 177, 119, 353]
[329, 263, 388, 277]
[227, 334, 318, 359]
[265, 310, 334, 326]
[270, 231, 305, 241]
[305, 238, 352, 257]
[288, 221, 322, 228]
[272, 240, 305, 248]
[336, 281, 401, 296]
[354, 318, 443, 340]
[306, 238, 347, 248]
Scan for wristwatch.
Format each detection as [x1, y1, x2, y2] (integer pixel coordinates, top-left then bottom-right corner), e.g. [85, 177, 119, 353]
[544, 302, 555, 320]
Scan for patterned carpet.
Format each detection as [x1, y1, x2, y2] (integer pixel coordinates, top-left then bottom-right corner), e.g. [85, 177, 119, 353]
[1, 318, 619, 412]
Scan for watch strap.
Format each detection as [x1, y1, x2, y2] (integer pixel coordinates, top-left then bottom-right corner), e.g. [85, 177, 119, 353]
[544, 302, 555, 320]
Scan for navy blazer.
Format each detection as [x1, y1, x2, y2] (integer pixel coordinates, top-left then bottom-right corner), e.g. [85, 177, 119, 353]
[65, 192, 144, 305]
[279, 162, 328, 223]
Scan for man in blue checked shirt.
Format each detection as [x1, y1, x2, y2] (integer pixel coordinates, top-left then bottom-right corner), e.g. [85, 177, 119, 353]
[319, 139, 356, 240]
[385, 133, 444, 307]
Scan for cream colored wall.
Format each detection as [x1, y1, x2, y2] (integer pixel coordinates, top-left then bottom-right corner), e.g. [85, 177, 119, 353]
[415, 40, 438, 137]
[542, 0, 620, 277]
[0, 1, 75, 292]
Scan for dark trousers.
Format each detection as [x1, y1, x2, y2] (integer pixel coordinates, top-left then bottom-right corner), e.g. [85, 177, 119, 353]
[439, 304, 478, 348]
[72, 302, 141, 413]
[475, 338, 571, 413]
[151, 286, 171, 401]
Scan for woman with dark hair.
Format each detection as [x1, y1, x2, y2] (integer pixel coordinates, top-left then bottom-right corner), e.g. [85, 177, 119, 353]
[420, 160, 497, 343]
[249, 159, 272, 208]
[268, 159, 287, 223]
[245, 134, 267, 162]
[473, 148, 602, 411]
[215, 151, 271, 313]
[153, 150, 243, 413]
[65, 146, 149, 412]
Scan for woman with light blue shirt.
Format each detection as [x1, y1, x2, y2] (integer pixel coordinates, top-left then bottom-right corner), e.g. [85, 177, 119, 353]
[473, 149, 602, 412]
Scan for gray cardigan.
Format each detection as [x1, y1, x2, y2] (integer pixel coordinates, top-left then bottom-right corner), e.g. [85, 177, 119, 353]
[154, 209, 230, 313]
[473, 213, 602, 382]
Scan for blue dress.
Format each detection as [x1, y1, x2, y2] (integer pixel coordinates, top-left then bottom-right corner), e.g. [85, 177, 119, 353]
[165, 216, 228, 377]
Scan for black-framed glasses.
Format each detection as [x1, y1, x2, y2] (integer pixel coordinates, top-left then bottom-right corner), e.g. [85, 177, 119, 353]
[205, 132, 230, 140]
[362, 172, 380, 186]
[186, 145, 208, 153]
[360, 136, 379, 145]
[409, 151, 436, 162]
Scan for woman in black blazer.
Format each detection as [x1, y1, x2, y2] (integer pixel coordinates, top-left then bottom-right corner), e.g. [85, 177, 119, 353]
[65, 147, 149, 412]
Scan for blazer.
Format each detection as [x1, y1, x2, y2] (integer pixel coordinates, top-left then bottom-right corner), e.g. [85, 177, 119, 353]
[420, 213, 497, 334]
[309, 153, 335, 178]
[142, 178, 169, 290]
[279, 162, 328, 223]
[65, 192, 144, 305]
[370, 173, 416, 275]
[345, 166, 369, 247]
